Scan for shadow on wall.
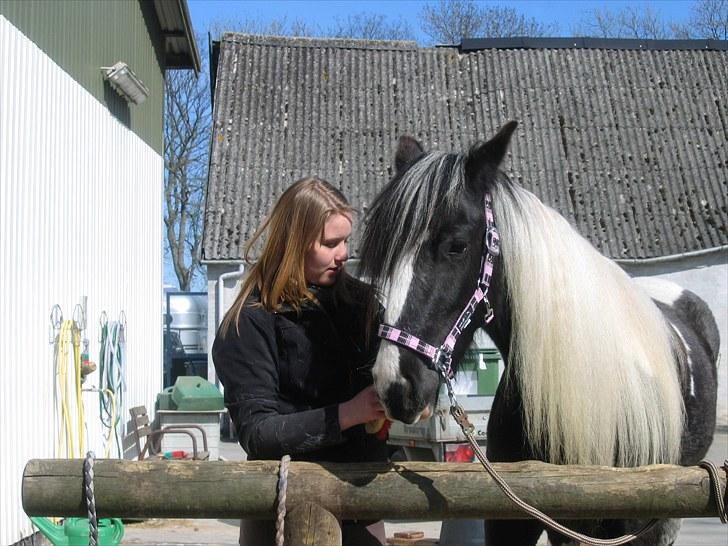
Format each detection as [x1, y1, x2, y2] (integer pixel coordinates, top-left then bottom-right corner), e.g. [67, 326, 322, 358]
[103, 82, 131, 128]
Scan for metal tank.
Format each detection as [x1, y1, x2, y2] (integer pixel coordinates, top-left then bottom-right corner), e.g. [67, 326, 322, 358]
[163, 291, 208, 387]
[165, 291, 207, 352]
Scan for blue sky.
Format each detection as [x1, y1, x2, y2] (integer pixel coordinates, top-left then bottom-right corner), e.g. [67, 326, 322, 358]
[187, 0, 696, 41]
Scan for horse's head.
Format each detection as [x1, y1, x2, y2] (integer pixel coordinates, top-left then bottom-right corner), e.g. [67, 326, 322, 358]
[360, 122, 518, 424]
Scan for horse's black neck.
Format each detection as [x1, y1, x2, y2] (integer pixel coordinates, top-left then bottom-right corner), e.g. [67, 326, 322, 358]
[482, 258, 513, 362]
[448, 260, 512, 373]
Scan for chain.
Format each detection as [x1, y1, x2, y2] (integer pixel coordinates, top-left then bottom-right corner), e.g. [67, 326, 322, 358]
[442, 370, 660, 546]
[275, 454, 291, 546]
[84, 451, 99, 546]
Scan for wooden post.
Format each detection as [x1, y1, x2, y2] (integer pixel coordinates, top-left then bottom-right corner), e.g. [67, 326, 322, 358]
[284, 502, 341, 546]
[22, 459, 726, 520]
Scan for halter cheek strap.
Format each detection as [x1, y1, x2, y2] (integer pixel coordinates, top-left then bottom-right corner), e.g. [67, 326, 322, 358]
[378, 192, 500, 378]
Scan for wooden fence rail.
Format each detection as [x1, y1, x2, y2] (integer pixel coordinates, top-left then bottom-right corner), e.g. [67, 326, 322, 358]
[23, 459, 726, 522]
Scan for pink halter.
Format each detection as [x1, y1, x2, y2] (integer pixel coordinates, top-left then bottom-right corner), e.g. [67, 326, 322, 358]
[378, 192, 499, 379]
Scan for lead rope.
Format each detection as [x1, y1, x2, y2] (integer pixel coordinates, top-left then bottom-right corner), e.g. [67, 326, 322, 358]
[275, 454, 291, 546]
[84, 451, 99, 546]
[443, 373, 660, 546]
[698, 459, 728, 524]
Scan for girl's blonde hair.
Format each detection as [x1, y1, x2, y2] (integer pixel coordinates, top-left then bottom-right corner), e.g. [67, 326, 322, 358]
[220, 177, 352, 337]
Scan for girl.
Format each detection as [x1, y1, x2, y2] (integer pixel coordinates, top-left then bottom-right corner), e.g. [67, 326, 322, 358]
[213, 177, 388, 546]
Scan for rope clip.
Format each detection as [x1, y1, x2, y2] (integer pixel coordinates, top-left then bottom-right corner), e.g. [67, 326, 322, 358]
[450, 403, 475, 435]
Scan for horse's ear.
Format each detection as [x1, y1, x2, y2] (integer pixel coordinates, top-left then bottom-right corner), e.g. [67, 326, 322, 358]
[466, 121, 518, 180]
[395, 135, 425, 174]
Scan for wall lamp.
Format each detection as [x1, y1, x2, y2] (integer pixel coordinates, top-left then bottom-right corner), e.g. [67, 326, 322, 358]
[100, 61, 150, 105]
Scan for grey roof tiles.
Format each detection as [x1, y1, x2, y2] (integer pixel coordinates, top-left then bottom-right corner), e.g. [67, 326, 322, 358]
[204, 33, 727, 261]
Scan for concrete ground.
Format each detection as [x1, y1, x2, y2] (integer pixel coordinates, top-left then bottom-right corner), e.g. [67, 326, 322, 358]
[117, 430, 728, 546]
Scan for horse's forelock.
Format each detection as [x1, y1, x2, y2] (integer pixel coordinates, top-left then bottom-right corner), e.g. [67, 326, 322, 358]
[360, 152, 466, 286]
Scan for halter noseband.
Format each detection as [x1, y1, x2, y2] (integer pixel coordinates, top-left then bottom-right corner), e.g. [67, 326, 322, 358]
[378, 192, 500, 380]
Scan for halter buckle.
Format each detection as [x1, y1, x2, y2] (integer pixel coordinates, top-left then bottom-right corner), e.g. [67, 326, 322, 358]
[486, 226, 500, 256]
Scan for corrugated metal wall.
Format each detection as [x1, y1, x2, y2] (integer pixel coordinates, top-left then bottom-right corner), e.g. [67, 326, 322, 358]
[0, 0, 166, 154]
[0, 17, 163, 544]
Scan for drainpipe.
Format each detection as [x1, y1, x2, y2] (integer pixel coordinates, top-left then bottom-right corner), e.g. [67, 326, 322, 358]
[217, 263, 246, 329]
[209, 264, 245, 386]
[214, 263, 245, 443]
[614, 245, 727, 265]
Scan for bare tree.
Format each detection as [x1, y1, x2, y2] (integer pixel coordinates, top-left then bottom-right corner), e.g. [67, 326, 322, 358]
[479, 6, 557, 38]
[420, 0, 555, 44]
[420, 0, 486, 43]
[165, 14, 412, 290]
[164, 54, 211, 291]
[575, 5, 669, 38]
[209, 16, 315, 38]
[330, 12, 414, 40]
[672, 0, 728, 39]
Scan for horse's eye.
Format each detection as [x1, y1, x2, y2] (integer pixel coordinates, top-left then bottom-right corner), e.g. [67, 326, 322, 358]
[448, 242, 468, 255]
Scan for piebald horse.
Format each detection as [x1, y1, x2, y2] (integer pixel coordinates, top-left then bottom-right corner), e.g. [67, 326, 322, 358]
[360, 121, 719, 545]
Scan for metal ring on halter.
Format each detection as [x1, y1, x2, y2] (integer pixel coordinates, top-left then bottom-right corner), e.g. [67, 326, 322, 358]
[483, 299, 495, 324]
[486, 227, 500, 256]
[433, 347, 453, 378]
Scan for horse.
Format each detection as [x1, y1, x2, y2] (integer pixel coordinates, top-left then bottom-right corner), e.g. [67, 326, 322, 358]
[359, 121, 720, 545]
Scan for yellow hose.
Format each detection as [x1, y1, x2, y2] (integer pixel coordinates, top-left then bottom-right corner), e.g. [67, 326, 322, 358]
[55, 320, 85, 459]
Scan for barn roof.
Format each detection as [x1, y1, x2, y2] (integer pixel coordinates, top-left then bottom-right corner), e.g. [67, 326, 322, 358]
[203, 33, 727, 262]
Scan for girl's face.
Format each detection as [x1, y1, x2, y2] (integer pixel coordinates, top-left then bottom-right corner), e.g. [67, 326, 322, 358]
[304, 212, 351, 286]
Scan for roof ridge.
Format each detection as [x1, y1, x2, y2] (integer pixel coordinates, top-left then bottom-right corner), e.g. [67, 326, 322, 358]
[461, 37, 728, 52]
[221, 32, 419, 52]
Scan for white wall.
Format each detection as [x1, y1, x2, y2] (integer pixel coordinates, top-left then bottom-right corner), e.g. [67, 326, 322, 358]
[0, 17, 163, 545]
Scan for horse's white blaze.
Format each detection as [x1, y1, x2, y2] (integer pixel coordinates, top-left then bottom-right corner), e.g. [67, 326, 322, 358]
[373, 252, 415, 407]
[382, 252, 415, 324]
[373, 343, 406, 394]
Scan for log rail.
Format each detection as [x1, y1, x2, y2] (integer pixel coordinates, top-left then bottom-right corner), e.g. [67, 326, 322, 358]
[23, 459, 726, 521]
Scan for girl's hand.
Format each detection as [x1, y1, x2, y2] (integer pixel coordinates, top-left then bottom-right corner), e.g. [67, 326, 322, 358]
[338, 385, 385, 431]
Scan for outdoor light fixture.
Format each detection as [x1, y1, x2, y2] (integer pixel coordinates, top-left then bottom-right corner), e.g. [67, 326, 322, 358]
[100, 61, 150, 105]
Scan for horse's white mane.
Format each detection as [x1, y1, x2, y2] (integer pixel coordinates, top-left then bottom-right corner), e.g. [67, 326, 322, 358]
[494, 184, 684, 466]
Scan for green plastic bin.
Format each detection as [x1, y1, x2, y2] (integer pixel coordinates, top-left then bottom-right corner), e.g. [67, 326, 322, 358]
[156, 386, 175, 410]
[460, 348, 501, 396]
[156, 376, 224, 411]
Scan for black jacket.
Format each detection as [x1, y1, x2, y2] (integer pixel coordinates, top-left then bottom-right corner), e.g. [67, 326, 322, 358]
[212, 276, 388, 463]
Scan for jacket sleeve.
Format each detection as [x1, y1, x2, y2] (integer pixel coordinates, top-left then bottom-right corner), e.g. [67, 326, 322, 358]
[212, 310, 345, 460]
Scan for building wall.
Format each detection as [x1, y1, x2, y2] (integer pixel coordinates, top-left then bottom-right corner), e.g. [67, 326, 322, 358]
[621, 249, 728, 428]
[0, 0, 165, 154]
[0, 17, 163, 545]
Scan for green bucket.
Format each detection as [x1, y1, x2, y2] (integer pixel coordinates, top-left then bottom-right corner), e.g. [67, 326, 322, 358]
[31, 517, 124, 546]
